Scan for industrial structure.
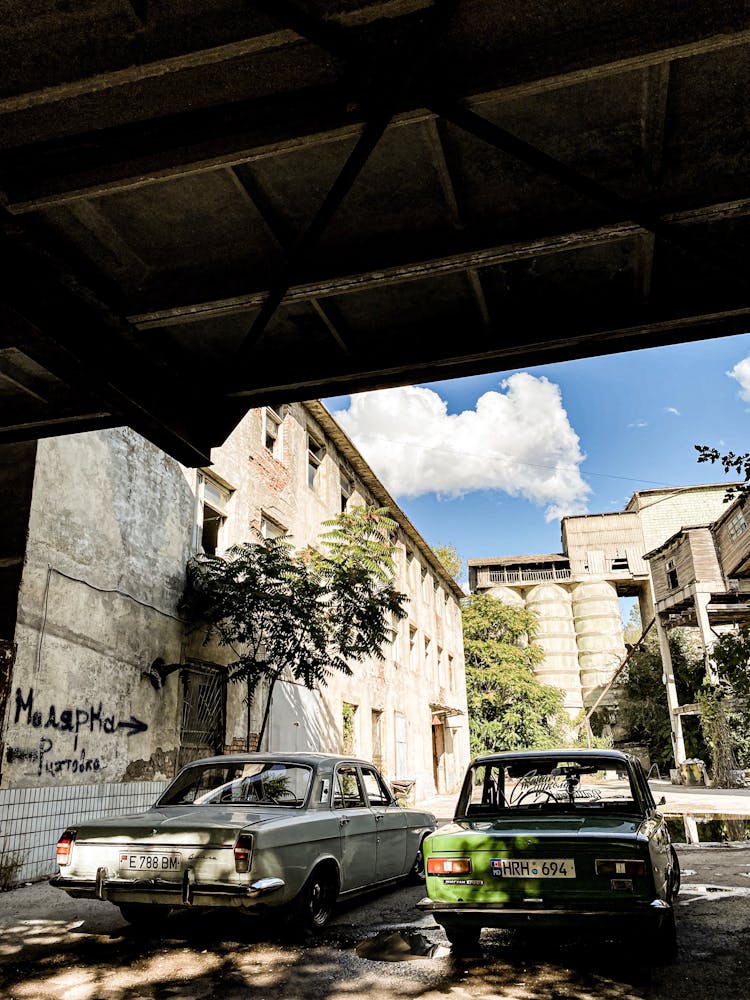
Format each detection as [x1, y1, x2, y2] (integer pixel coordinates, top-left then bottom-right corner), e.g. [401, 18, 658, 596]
[469, 484, 742, 745]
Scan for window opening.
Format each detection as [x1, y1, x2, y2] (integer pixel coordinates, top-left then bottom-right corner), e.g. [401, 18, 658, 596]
[340, 474, 354, 513]
[728, 510, 748, 542]
[371, 710, 383, 771]
[260, 513, 286, 540]
[263, 407, 283, 458]
[666, 558, 679, 591]
[197, 472, 232, 555]
[342, 701, 357, 754]
[307, 433, 325, 490]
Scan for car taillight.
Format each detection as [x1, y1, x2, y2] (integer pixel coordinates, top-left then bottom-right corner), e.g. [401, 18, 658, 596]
[57, 830, 76, 867]
[234, 834, 254, 874]
[595, 859, 646, 877]
[427, 857, 472, 875]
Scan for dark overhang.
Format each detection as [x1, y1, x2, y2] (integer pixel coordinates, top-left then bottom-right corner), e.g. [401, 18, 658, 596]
[2, 2, 750, 465]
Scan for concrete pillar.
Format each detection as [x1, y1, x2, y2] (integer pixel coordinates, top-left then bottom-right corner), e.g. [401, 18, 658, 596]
[655, 615, 686, 767]
[693, 591, 720, 684]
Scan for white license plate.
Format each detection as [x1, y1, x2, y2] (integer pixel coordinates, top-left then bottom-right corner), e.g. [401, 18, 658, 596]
[490, 858, 576, 878]
[119, 852, 182, 873]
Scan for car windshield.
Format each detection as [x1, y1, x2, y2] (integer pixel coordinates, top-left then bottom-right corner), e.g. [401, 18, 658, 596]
[458, 755, 642, 817]
[158, 761, 313, 807]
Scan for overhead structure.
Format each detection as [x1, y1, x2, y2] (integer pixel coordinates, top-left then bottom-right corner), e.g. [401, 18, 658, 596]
[1, 1, 749, 465]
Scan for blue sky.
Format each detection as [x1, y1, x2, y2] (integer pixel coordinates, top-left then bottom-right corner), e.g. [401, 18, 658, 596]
[325, 332, 750, 587]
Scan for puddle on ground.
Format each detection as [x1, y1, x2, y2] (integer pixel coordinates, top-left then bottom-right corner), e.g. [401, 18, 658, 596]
[666, 815, 750, 843]
[356, 930, 450, 961]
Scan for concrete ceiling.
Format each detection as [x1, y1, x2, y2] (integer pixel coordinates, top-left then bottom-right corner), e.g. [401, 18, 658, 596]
[1, 1, 749, 465]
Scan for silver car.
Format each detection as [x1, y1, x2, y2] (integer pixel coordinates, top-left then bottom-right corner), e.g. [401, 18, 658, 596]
[51, 752, 436, 931]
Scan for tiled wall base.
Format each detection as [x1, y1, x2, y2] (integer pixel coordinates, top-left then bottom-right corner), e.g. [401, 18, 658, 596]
[0, 781, 169, 886]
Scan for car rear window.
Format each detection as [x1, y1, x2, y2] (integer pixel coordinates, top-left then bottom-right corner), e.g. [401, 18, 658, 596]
[460, 756, 641, 816]
[158, 761, 313, 806]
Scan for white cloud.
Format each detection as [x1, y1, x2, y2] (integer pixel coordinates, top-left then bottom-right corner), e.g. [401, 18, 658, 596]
[665, 407, 680, 416]
[627, 419, 648, 429]
[728, 356, 750, 402]
[331, 375, 591, 522]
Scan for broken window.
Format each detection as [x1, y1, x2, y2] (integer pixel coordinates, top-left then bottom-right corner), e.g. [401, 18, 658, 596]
[196, 472, 232, 555]
[409, 626, 418, 669]
[263, 407, 283, 459]
[611, 555, 629, 571]
[340, 474, 354, 513]
[371, 711, 383, 771]
[307, 433, 325, 490]
[666, 558, 679, 591]
[342, 702, 357, 755]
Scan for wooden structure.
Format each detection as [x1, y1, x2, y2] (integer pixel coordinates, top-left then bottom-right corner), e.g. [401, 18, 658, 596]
[2, 3, 750, 465]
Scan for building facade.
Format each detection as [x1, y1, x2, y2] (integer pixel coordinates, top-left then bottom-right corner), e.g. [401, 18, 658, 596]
[0, 402, 468, 882]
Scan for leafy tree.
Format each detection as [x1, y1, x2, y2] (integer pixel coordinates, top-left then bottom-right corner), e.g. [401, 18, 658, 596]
[462, 594, 566, 755]
[615, 627, 709, 771]
[433, 543, 462, 581]
[695, 444, 750, 500]
[181, 505, 408, 747]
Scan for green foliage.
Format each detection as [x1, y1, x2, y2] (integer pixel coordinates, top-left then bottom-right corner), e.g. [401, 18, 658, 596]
[615, 629, 708, 771]
[181, 506, 408, 742]
[695, 444, 750, 500]
[699, 626, 750, 770]
[711, 625, 750, 702]
[433, 543, 462, 581]
[462, 594, 566, 755]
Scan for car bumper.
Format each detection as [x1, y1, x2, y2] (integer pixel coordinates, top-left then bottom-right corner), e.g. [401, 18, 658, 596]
[417, 896, 673, 931]
[50, 868, 286, 908]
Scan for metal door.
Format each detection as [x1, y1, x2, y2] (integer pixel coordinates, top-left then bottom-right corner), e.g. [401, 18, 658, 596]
[178, 665, 226, 770]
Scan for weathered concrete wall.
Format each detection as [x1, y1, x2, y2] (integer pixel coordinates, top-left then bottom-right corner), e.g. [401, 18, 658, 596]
[4, 428, 194, 787]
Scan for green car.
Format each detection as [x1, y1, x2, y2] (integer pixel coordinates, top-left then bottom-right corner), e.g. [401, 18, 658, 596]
[418, 749, 680, 955]
[51, 752, 436, 931]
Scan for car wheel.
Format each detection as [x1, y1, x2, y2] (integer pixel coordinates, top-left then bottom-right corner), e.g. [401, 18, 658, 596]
[117, 903, 168, 928]
[669, 845, 681, 900]
[443, 924, 481, 953]
[653, 909, 678, 962]
[406, 837, 426, 884]
[289, 864, 339, 933]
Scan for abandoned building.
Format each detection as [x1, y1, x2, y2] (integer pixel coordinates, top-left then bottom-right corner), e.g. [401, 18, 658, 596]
[469, 484, 739, 734]
[0, 403, 468, 881]
[643, 489, 750, 763]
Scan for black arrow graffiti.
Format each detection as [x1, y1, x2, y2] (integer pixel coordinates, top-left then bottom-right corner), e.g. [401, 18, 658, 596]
[117, 716, 148, 737]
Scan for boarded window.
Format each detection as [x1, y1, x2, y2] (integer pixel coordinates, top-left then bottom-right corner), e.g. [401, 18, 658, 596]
[728, 510, 748, 542]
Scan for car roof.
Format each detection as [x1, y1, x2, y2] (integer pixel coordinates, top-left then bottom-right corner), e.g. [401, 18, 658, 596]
[176, 752, 374, 769]
[471, 748, 635, 766]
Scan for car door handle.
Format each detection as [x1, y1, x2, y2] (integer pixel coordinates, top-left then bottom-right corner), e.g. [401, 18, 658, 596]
[339, 816, 350, 826]
[374, 814, 383, 822]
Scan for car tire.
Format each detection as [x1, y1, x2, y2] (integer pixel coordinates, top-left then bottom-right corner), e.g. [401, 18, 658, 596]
[406, 837, 426, 884]
[443, 924, 481, 953]
[117, 903, 168, 928]
[288, 864, 339, 934]
[654, 909, 678, 962]
[669, 845, 681, 900]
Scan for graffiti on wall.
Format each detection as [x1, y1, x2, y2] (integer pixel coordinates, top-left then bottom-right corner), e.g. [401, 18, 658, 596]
[5, 687, 149, 778]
